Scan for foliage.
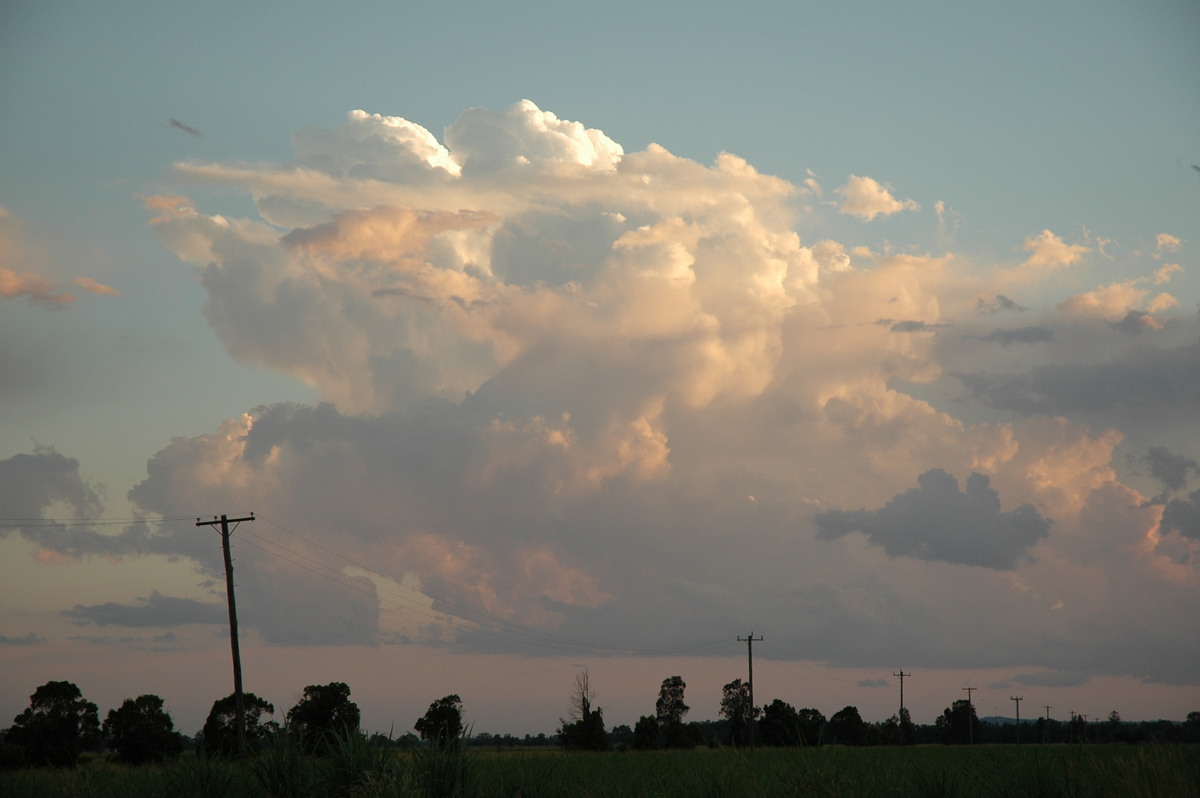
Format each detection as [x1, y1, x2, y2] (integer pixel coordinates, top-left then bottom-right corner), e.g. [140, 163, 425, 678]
[632, 715, 659, 750]
[827, 705, 868, 746]
[286, 682, 360, 753]
[718, 679, 758, 747]
[103, 694, 185, 764]
[936, 699, 981, 745]
[558, 670, 610, 752]
[655, 676, 691, 748]
[202, 692, 276, 757]
[5, 680, 101, 767]
[415, 695, 465, 749]
[758, 699, 802, 747]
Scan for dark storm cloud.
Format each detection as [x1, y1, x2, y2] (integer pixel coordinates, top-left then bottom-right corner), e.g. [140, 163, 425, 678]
[975, 295, 1026, 314]
[1135, 446, 1198, 493]
[953, 340, 1200, 418]
[168, 118, 203, 137]
[973, 326, 1056, 347]
[814, 469, 1050, 569]
[62, 590, 226, 627]
[1159, 489, 1200, 540]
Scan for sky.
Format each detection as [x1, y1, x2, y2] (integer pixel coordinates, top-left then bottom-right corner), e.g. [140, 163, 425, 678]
[2, 0, 1198, 738]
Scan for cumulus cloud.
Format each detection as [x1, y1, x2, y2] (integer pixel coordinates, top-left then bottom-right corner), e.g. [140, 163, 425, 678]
[1020, 229, 1089, 268]
[836, 175, 919, 221]
[9, 98, 1172, 684]
[814, 469, 1051, 569]
[1056, 279, 1177, 325]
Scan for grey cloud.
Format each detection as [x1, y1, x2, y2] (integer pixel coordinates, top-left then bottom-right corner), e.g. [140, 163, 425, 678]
[0, 448, 102, 529]
[857, 679, 888, 688]
[814, 469, 1051, 569]
[1137, 446, 1198, 492]
[975, 295, 1026, 314]
[0, 633, 46, 645]
[168, 118, 203, 137]
[1159, 489, 1200, 540]
[953, 340, 1200, 419]
[1110, 310, 1160, 335]
[1011, 671, 1091, 688]
[974, 326, 1055, 347]
[877, 319, 946, 333]
[62, 591, 226, 627]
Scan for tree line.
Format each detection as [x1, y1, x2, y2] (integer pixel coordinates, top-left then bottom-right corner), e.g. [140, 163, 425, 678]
[4, 675, 1199, 768]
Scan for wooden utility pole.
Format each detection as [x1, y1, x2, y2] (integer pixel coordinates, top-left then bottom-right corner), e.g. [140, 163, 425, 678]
[1011, 696, 1023, 744]
[893, 671, 910, 717]
[197, 512, 255, 756]
[962, 687, 977, 745]
[1043, 705, 1052, 744]
[738, 632, 763, 750]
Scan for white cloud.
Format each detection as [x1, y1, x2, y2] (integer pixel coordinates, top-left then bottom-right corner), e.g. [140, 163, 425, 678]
[835, 175, 919, 221]
[7, 99, 1184, 686]
[1020, 229, 1090, 268]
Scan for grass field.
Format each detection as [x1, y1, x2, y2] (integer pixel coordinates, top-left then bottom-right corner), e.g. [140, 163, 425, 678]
[3, 743, 1198, 798]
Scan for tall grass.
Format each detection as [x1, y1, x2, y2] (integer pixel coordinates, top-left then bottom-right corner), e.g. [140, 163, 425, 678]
[3, 742, 1198, 798]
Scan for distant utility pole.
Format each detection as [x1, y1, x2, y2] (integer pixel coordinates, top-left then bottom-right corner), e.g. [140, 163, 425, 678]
[1011, 696, 1023, 744]
[962, 687, 977, 745]
[197, 512, 255, 756]
[1043, 705, 1052, 744]
[738, 632, 763, 750]
[893, 671, 910, 717]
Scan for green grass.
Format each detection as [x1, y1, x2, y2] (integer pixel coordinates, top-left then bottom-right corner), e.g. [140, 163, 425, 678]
[3, 743, 1198, 798]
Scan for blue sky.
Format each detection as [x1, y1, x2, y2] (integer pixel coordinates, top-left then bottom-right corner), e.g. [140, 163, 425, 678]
[2, 0, 1198, 736]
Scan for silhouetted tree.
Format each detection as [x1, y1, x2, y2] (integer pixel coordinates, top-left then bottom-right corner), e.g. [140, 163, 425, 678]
[936, 699, 980, 745]
[795, 707, 826, 747]
[202, 692, 275, 757]
[656, 676, 691, 748]
[827, 705, 867, 746]
[6, 681, 101, 767]
[558, 671, 609, 751]
[414, 694, 464, 748]
[286, 682, 360, 751]
[632, 715, 659, 750]
[102, 694, 183, 764]
[758, 699, 801, 747]
[719, 679, 758, 747]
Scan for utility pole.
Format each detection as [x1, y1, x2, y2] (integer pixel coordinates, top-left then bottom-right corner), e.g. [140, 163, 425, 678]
[197, 512, 255, 756]
[1043, 705, 1052, 744]
[893, 671, 910, 717]
[962, 687, 977, 745]
[1011, 696, 1023, 744]
[738, 632, 763, 750]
